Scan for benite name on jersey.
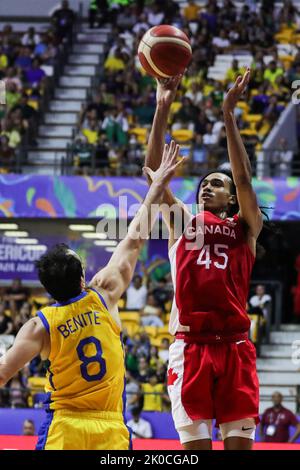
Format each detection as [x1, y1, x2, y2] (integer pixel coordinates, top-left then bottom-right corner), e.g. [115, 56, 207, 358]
[185, 224, 237, 239]
[57, 311, 101, 338]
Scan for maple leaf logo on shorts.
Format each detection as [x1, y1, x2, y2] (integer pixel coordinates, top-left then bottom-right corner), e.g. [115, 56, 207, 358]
[167, 368, 178, 386]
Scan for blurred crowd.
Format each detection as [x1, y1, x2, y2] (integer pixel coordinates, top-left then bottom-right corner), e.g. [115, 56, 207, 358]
[0, 0, 76, 171]
[0, 272, 271, 411]
[74, 0, 299, 176]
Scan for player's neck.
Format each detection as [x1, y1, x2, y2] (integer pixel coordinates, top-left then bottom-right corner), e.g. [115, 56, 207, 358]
[208, 208, 228, 220]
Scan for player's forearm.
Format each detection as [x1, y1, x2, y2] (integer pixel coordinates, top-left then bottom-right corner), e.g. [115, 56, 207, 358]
[109, 181, 164, 280]
[145, 104, 170, 172]
[223, 109, 252, 185]
[126, 181, 164, 248]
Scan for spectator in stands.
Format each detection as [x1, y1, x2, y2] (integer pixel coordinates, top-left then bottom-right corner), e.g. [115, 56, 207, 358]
[147, 2, 165, 26]
[142, 373, 167, 412]
[11, 93, 37, 122]
[263, 95, 284, 127]
[3, 67, 23, 92]
[183, 0, 201, 22]
[34, 33, 57, 65]
[25, 58, 46, 88]
[104, 48, 126, 72]
[0, 45, 8, 74]
[263, 60, 284, 86]
[52, 0, 75, 41]
[14, 46, 32, 70]
[21, 27, 40, 48]
[172, 97, 198, 130]
[3, 278, 29, 317]
[225, 59, 244, 86]
[117, 5, 137, 30]
[149, 346, 163, 370]
[126, 274, 147, 310]
[185, 82, 203, 106]
[125, 343, 139, 375]
[133, 95, 155, 127]
[5, 82, 21, 110]
[125, 372, 141, 412]
[132, 14, 149, 35]
[135, 356, 151, 384]
[203, 122, 220, 147]
[127, 407, 153, 439]
[270, 137, 294, 177]
[212, 29, 231, 51]
[135, 332, 151, 360]
[140, 293, 164, 328]
[249, 284, 271, 320]
[158, 338, 170, 364]
[0, 135, 15, 170]
[8, 374, 28, 408]
[0, 301, 13, 335]
[260, 392, 300, 443]
[102, 107, 128, 146]
[81, 117, 100, 146]
[156, 362, 168, 385]
[23, 419, 35, 436]
[13, 302, 32, 335]
[152, 277, 171, 312]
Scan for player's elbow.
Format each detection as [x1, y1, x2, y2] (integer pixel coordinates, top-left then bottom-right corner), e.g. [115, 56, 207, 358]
[118, 259, 133, 287]
[0, 372, 8, 388]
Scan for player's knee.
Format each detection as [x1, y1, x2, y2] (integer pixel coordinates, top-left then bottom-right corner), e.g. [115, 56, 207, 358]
[177, 419, 213, 444]
[219, 418, 256, 440]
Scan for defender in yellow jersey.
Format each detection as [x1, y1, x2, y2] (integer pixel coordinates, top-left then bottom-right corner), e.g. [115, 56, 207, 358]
[0, 141, 183, 450]
[35, 287, 128, 450]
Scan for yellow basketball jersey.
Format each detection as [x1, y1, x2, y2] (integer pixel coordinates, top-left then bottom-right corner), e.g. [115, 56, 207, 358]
[37, 288, 125, 413]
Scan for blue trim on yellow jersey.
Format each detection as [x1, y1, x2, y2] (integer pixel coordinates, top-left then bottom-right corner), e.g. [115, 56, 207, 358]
[48, 366, 56, 391]
[53, 290, 88, 307]
[37, 310, 50, 334]
[36, 408, 54, 450]
[120, 333, 132, 450]
[89, 287, 108, 310]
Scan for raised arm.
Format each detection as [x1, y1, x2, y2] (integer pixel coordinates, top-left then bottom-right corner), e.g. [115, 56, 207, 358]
[145, 76, 181, 172]
[145, 77, 191, 245]
[222, 67, 263, 245]
[90, 141, 183, 307]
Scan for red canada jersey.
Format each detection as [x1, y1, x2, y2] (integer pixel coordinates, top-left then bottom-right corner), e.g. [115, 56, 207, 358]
[169, 211, 255, 336]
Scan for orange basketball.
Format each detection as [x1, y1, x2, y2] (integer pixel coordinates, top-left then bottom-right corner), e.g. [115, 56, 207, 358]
[138, 25, 192, 79]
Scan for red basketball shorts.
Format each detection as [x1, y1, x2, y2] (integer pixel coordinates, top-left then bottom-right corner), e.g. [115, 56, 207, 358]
[167, 338, 260, 429]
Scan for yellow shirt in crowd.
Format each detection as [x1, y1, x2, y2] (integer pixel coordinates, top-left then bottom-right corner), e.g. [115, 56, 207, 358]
[142, 383, 164, 412]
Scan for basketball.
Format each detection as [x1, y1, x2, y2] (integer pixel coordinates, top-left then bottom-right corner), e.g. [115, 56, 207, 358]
[138, 25, 192, 79]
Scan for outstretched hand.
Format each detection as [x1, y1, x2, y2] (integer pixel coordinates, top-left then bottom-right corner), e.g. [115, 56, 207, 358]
[143, 140, 184, 186]
[156, 75, 182, 108]
[223, 67, 250, 113]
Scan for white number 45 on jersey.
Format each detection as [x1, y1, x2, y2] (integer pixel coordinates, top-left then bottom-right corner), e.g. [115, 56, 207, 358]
[197, 244, 228, 270]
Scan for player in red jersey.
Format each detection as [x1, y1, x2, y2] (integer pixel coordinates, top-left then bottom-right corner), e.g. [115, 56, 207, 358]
[145, 68, 262, 450]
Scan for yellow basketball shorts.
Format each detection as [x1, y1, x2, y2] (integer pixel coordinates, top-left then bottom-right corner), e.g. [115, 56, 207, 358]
[36, 409, 131, 450]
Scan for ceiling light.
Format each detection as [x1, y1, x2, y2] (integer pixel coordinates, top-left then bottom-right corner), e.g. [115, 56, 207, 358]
[23, 245, 47, 251]
[4, 231, 29, 237]
[0, 223, 19, 230]
[82, 232, 107, 239]
[105, 247, 116, 253]
[15, 239, 38, 245]
[69, 224, 95, 231]
[94, 240, 118, 247]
